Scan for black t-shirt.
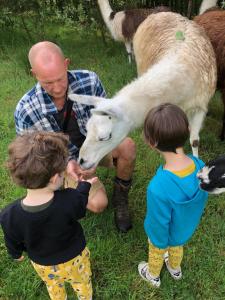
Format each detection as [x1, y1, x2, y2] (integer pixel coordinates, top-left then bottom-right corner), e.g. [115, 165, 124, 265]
[54, 100, 86, 149]
[0, 182, 91, 265]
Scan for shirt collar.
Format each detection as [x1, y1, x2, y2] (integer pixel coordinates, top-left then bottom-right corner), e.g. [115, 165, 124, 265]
[67, 70, 76, 94]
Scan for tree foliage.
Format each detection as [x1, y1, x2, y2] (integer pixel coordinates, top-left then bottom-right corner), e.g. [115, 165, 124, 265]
[0, 0, 224, 41]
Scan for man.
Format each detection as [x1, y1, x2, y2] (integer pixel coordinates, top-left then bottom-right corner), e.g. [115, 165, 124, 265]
[15, 41, 136, 233]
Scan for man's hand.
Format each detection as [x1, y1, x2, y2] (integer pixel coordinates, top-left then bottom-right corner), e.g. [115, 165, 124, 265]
[80, 167, 96, 180]
[66, 160, 82, 181]
[66, 160, 96, 181]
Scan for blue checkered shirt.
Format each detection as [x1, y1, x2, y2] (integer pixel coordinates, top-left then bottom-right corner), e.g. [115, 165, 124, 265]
[14, 70, 106, 160]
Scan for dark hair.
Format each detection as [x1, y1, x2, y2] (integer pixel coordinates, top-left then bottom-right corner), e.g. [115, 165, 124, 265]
[144, 103, 189, 153]
[6, 131, 69, 189]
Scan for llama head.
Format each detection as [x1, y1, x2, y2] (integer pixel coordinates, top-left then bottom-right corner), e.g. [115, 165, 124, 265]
[197, 155, 225, 194]
[69, 94, 131, 169]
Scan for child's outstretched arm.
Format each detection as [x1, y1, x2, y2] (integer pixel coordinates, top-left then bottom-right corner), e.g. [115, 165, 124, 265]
[81, 177, 107, 213]
[68, 176, 106, 216]
[82, 177, 98, 185]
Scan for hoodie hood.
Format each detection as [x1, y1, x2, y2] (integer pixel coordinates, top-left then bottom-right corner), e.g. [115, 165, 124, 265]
[157, 155, 206, 204]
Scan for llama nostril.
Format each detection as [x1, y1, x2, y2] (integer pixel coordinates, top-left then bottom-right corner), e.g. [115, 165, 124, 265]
[79, 158, 85, 165]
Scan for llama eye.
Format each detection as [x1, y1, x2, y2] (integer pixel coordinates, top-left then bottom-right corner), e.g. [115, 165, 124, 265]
[98, 133, 112, 141]
[108, 116, 112, 120]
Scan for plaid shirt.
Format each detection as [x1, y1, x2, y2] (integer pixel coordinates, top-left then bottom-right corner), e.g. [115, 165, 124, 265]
[14, 70, 106, 160]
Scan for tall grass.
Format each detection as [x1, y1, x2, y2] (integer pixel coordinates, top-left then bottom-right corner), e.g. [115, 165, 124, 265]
[0, 25, 225, 299]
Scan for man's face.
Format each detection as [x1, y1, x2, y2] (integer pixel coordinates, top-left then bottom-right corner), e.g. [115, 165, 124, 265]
[33, 58, 69, 100]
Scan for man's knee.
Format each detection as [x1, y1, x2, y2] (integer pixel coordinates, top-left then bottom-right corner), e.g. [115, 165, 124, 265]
[87, 188, 108, 213]
[121, 137, 136, 161]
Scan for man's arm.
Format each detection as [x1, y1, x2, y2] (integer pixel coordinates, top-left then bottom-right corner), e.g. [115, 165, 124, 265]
[14, 106, 34, 135]
[68, 143, 80, 161]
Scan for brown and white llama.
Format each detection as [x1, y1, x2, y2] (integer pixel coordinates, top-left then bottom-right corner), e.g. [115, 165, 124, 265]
[97, 0, 170, 63]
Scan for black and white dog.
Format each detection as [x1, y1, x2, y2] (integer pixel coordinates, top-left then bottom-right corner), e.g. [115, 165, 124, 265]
[197, 155, 225, 194]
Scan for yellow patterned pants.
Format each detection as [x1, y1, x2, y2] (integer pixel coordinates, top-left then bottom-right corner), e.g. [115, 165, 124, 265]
[148, 241, 183, 277]
[31, 247, 92, 300]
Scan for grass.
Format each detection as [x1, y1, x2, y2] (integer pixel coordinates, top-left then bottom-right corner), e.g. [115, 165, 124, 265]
[0, 24, 225, 300]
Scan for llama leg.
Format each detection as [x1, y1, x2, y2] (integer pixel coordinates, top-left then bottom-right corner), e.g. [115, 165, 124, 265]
[125, 41, 132, 63]
[220, 90, 225, 141]
[188, 109, 206, 157]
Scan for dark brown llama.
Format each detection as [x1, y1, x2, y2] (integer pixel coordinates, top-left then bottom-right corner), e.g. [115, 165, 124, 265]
[194, 5, 225, 140]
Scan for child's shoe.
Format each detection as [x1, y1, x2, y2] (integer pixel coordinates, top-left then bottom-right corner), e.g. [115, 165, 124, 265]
[138, 261, 161, 288]
[164, 253, 182, 280]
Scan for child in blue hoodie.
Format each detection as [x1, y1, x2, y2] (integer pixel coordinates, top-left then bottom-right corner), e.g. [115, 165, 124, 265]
[138, 103, 208, 288]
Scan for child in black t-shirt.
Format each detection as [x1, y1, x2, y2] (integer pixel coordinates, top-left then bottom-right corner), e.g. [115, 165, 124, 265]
[0, 131, 99, 300]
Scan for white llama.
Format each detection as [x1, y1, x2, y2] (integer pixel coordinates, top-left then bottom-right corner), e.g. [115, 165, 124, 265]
[199, 0, 218, 14]
[69, 12, 216, 170]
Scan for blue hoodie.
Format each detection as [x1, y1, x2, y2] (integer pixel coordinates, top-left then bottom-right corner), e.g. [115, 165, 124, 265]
[144, 155, 208, 249]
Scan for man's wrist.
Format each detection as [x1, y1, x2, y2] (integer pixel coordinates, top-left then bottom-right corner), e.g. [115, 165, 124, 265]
[68, 156, 77, 162]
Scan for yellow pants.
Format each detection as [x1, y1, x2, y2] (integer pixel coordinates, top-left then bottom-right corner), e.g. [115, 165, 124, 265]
[31, 247, 92, 300]
[148, 242, 183, 277]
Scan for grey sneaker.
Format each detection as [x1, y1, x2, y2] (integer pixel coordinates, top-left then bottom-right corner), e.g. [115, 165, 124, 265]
[138, 261, 161, 288]
[164, 252, 182, 280]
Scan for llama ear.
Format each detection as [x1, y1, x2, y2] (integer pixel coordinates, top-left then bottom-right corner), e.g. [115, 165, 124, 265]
[91, 107, 122, 119]
[68, 94, 105, 107]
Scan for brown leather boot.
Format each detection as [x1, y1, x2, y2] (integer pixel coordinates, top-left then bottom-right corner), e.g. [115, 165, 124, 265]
[112, 181, 132, 233]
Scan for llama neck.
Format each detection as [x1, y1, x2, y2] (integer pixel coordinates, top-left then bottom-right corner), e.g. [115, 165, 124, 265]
[113, 55, 192, 130]
[98, 0, 113, 28]
[199, 0, 217, 14]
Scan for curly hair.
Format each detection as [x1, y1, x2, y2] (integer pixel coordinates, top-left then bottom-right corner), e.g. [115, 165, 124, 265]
[6, 131, 69, 189]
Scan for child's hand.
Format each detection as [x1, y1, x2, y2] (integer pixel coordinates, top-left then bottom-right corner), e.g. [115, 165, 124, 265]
[81, 176, 98, 185]
[14, 255, 24, 262]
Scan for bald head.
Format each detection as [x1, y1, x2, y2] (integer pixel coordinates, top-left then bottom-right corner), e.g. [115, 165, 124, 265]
[28, 41, 65, 70]
[28, 41, 70, 101]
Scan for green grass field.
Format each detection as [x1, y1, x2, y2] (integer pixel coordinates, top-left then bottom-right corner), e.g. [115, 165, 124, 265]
[0, 24, 225, 299]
